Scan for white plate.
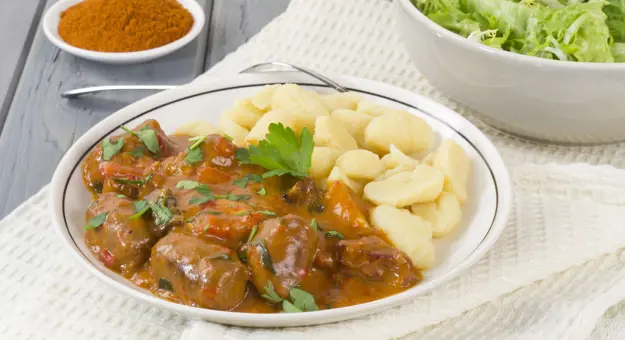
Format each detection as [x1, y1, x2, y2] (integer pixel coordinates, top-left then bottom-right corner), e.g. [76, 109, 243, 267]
[42, 0, 205, 64]
[49, 72, 512, 327]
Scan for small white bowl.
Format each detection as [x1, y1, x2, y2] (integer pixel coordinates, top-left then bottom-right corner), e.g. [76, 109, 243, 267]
[49, 71, 512, 327]
[42, 0, 205, 64]
[394, 0, 625, 144]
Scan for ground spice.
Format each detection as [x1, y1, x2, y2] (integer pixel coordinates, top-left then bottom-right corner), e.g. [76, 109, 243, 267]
[58, 0, 194, 53]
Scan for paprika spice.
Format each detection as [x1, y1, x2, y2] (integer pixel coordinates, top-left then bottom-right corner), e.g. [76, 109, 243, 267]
[58, 0, 194, 53]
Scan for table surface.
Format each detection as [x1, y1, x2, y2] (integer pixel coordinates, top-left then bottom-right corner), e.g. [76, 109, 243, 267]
[0, 0, 290, 218]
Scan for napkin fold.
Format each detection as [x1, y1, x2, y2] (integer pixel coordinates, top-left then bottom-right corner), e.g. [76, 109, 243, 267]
[181, 163, 625, 340]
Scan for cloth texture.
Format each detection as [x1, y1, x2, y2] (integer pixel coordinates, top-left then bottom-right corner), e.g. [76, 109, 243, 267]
[2, 0, 625, 339]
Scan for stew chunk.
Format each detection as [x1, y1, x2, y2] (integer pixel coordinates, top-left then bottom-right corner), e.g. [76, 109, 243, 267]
[247, 215, 318, 298]
[84, 193, 156, 272]
[151, 233, 249, 310]
[338, 236, 419, 288]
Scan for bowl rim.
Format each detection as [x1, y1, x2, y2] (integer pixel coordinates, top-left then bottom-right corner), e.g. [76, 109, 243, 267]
[42, 0, 205, 63]
[49, 72, 512, 327]
[396, 0, 625, 70]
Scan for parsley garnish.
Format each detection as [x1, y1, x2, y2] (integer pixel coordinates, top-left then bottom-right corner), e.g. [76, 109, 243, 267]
[129, 200, 150, 220]
[120, 125, 161, 155]
[176, 180, 215, 205]
[257, 187, 266, 196]
[247, 225, 258, 243]
[158, 278, 173, 291]
[176, 180, 202, 189]
[129, 145, 145, 158]
[102, 137, 124, 161]
[216, 193, 251, 201]
[234, 211, 250, 216]
[223, 134, 233, 142]
[233, 174, 263, 188]
[325, 230, 344, 239]
[113, 173, 152, 186]
[185, 136, 206, 165]
[253, 240, 275, 273]
[203, 224, 211, 232]
[85, 212, 108, 230]
[259, 282, 319, 312]
[261, 281, 283, 304]
[149, 199, 172, 225]
[257, 210, 276, 216]
[311, 218, 319, 231]
[116, 194, 127, 198]
[210, 254, 232, 260]
[235, 123, 313, 179]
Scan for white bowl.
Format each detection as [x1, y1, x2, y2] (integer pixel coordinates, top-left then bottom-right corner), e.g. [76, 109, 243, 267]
[49, 71, 512, 327]
[42, 0, 205, 64]
[394, 0, 625, 145]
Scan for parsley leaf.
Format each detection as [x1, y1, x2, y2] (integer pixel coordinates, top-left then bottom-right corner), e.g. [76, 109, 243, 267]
[257, 187, 266, 196]
[325, 230, 344, 239]
[209, 254, 233, 260]
[282, 300, 302, 313]
[257, 210, 276, 216]
[189, 195, 213, 205]
[247, 225, 258, 243]
[149, 199, 172, 225]
[113, 173, 152, 186]
[120, 125, 161, 155]
[176, 180, 202, 189]
[223, 134, 233, 142]
[253, 239, 275, 273]
[289, 288, 319, 311]
[129, 200, 150, 220]
[129, 145, 146, 158]
[185, 136, 206, 165]
[185, 147, 203, 165]
[261, 281, 283, 304]
[234, 211, 250, 216]
[116, 194, 127, 198]
[311, 218, 319, 231]
[233, 174, 263, 188]
[85, 212, 108, 230]
[235, 123, 314, 179]
[216, 193, 251, 201]
[102, 137, 124, 161]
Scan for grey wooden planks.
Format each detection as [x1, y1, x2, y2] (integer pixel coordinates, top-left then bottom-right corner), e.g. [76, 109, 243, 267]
[0, 0, 47, 131]
[0, 0, 213, 217]
[205, 0, 291, 68]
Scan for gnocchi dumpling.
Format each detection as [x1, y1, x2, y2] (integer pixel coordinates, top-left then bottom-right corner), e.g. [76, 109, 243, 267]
[337, 149, 385, 180]
[251, 84, 279, 111]
[320, 92, 362, 112]
[244, 109, 297, 145]
[370, 205, 435, 269]
[364, 164, 444, 207]
[411, 192, 462, 238]
[356, 100, 393, 117]
[314, 116, 359, 151]
[270, 84, 329, 132]
[381, 144, 419, 169]
[375, 164, 416, 181]
[217, 116, 249, 146]
[433, 140, 471, 203]
[364, 111, 434, 155]
[222, 98, 264, 130]
[331, 109, 372, 147]
[174, 121, 218, 137]
[327, 166, 364, 194]
[309, 147, 343, 179]
[422, 152, 436, 166]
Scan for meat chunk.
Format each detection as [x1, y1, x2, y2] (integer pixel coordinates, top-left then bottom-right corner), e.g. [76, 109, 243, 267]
[151, 233, 250, 310]
[84, 193, 156, 272]
[185, 209, 265, 249]
[338, 236, 419, 288]
[247, 215, 318, 298]
[282, 179, 325, 213]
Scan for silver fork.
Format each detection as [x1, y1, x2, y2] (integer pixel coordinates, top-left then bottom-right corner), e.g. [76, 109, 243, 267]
[60, 61, 347, 99]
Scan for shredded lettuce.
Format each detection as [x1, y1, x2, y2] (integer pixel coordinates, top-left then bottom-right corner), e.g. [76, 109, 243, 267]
[412, 0, 621, 62]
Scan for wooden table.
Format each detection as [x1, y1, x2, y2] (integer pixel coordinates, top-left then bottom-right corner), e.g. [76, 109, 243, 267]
[0, 0, 290, 218]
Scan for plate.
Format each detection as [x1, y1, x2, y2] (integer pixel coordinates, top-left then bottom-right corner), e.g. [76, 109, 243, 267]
[49, 71, 512, 327]
[42, 0, 205, 64]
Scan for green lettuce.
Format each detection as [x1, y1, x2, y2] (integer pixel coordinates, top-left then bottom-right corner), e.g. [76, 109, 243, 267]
[412, 0, 619, 62]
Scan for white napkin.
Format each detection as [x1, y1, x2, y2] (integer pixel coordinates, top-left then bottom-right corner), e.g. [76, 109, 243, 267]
[181, 164, 625, 340]
[2, 0, 625, 339]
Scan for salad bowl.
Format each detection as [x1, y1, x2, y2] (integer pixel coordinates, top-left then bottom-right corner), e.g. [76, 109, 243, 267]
[395, 0, 625, 145]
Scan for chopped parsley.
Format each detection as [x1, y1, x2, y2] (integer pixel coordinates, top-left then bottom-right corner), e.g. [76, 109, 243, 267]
[235, 123, 313, 179]
[257, 187, 266, 196]
[325, 230, 344, 239]
[113, 173, 152, 186]
[234, 211, 250, 216]
[261, 281, 283, 304]
[85, 212, 108, 230]
[158, 278, 173, 291]
[247, 225, 258, 243]
[129, 145, 146, 158]
[185, 136, 206, 165]
[311, 218, 319, 231]
[129, 200, 150, 220]
[148, 199, 172, 225]
[120, 125, 161, 155]
[233, 174, 263, 188]
[102, 137, 124, 161]
[257, 210, 276, 216]
[259, 282, 319, 313]
[223, 133, 233, 142]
